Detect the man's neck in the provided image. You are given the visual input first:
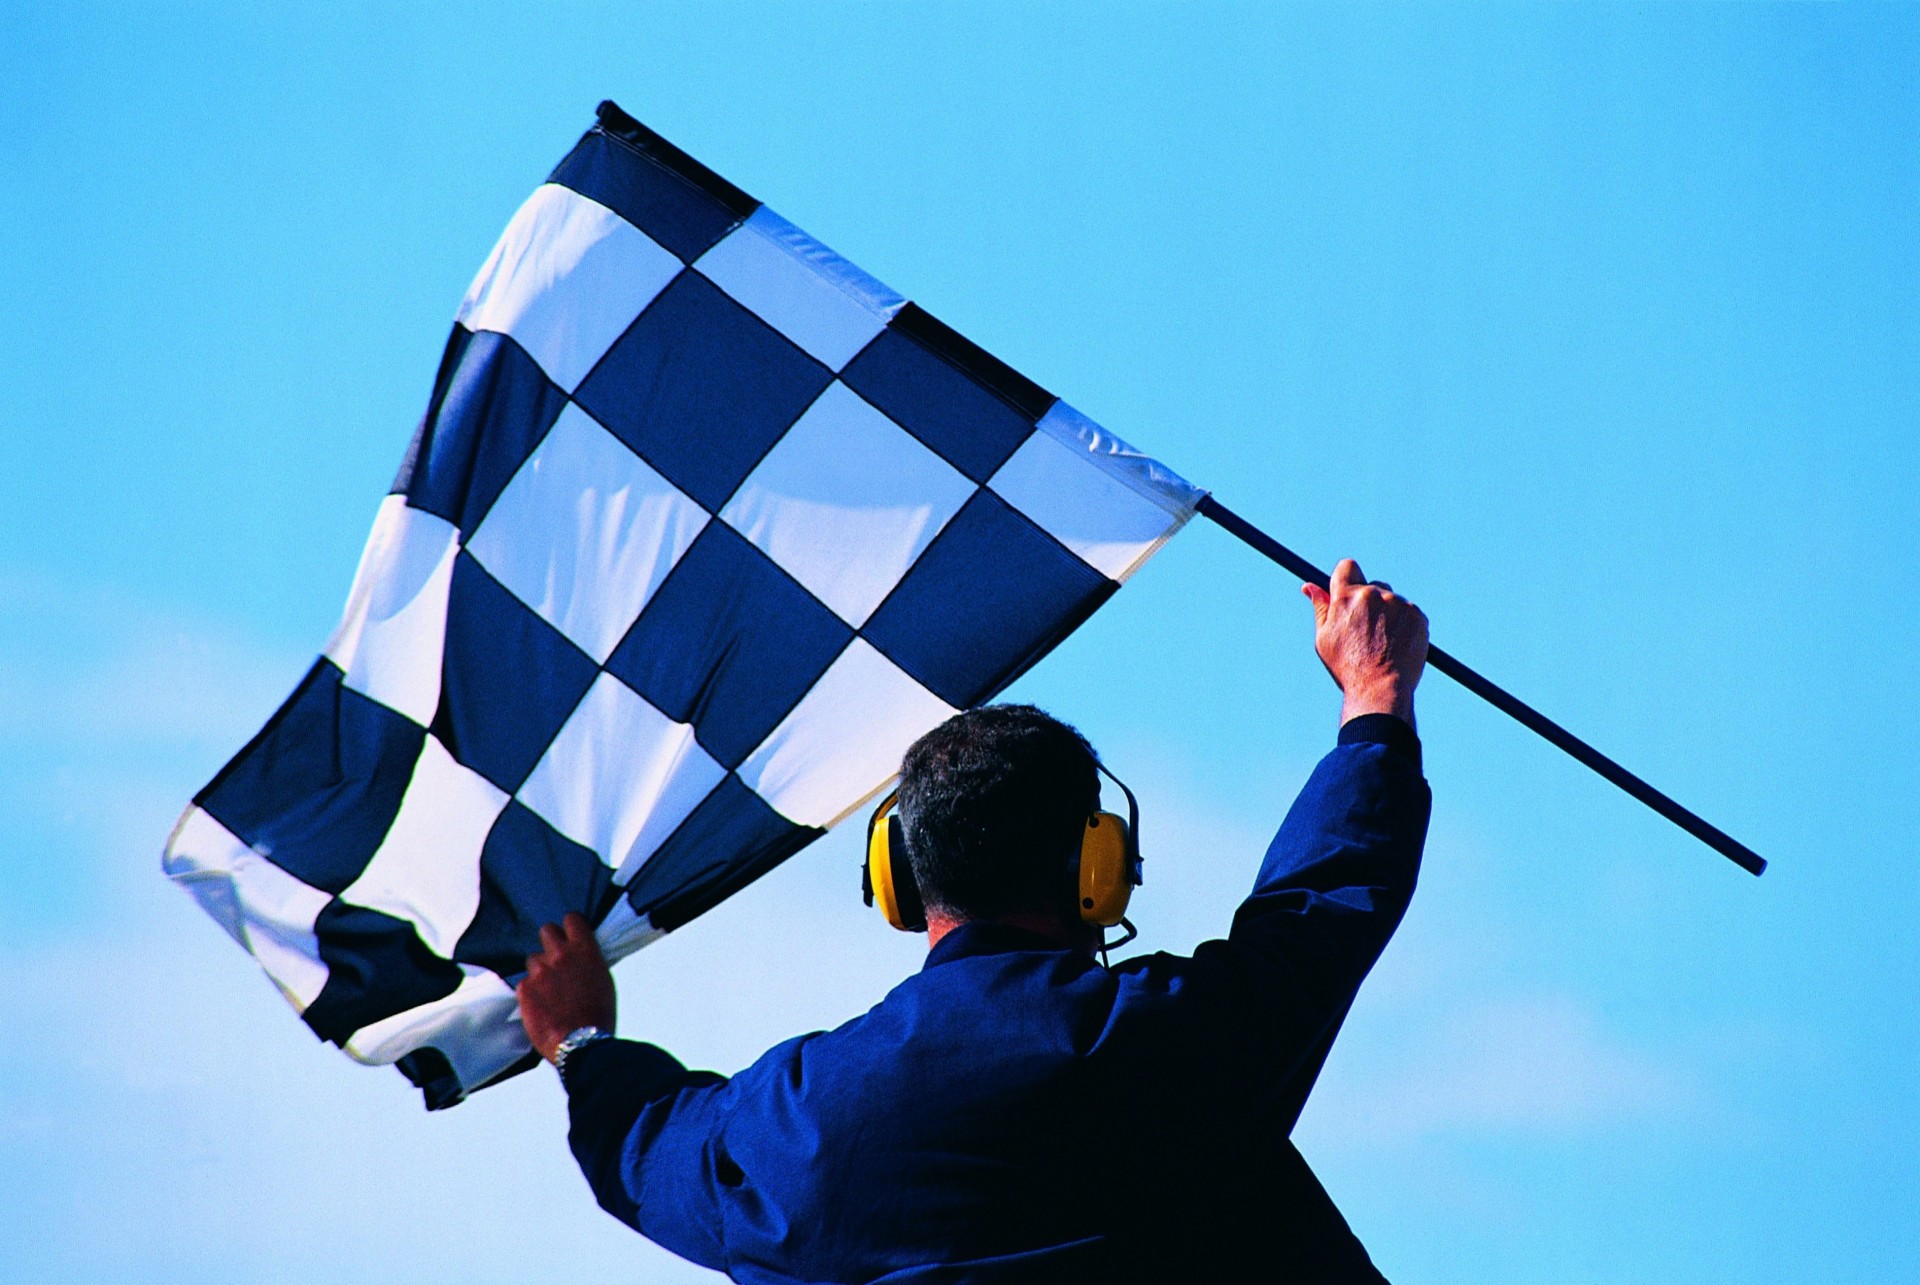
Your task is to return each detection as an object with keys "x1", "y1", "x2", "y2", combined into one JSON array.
[{"x1": 926, "y1": 908, "x2": 1093, "y2": 954}]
